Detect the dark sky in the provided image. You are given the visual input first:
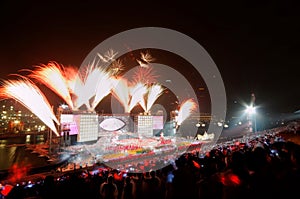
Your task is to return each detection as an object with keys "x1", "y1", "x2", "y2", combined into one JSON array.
[{"x1": 0, "y1": 1, "x2": 299, "y2": 117}]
